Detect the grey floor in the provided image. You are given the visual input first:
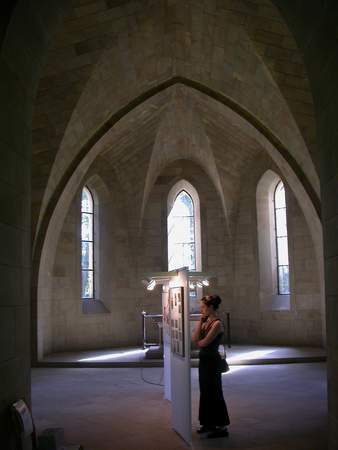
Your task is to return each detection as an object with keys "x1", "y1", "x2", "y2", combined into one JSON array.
[
  {"x1": 32, "y1": 362, "x2": 327, "y2": 450},
  {"x1": 42, "y1": 345, "x2": 326, "y2": 366}
]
